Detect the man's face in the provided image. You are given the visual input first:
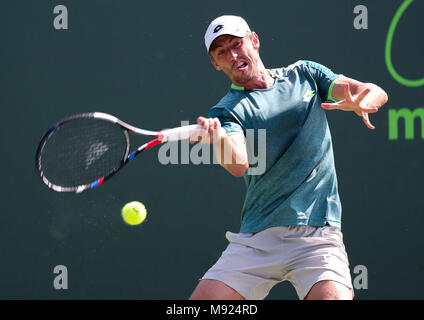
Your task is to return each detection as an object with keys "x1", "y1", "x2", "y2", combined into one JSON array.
[{"x1": 209, "y1": 33, "x2": 260, "y2": 86}]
